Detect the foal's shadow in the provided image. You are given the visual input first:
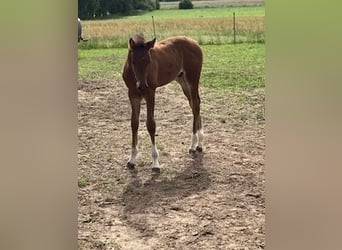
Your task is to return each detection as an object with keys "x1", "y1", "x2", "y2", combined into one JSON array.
[{"x1": 122, "y1": 153, "x2": 210, "y2": 214}]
